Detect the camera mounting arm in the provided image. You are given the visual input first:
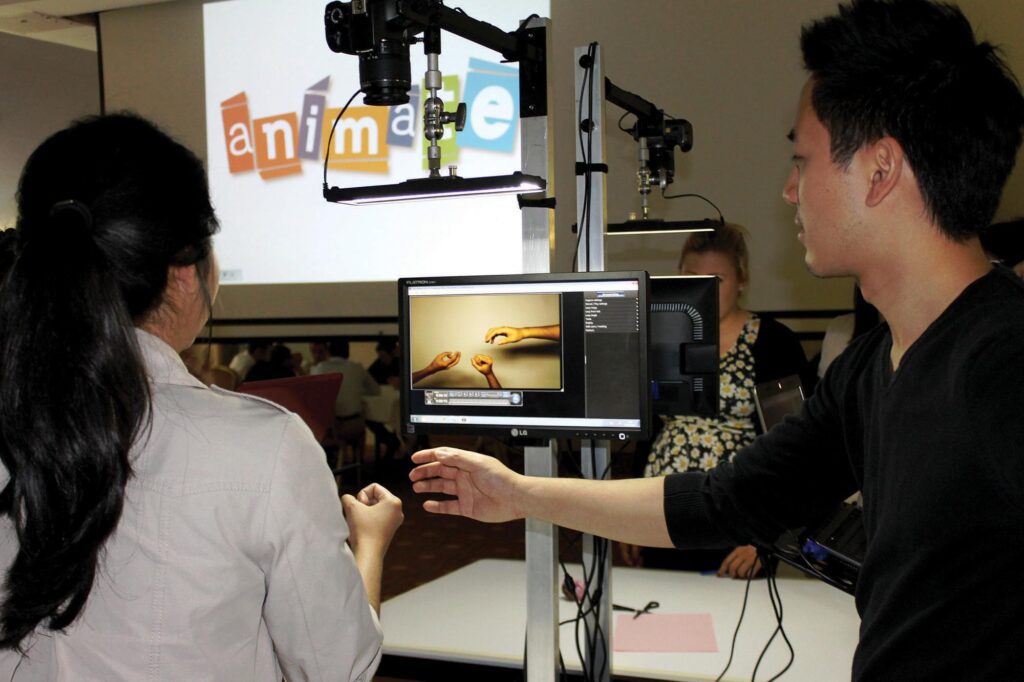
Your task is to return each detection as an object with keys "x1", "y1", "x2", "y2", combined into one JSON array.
[
  {"x1": 326, "y1": 0, "x2": 547, "y2": 178},
  {"x1": 605, "y1": 78, "x2": 692, "y2": 219}
]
